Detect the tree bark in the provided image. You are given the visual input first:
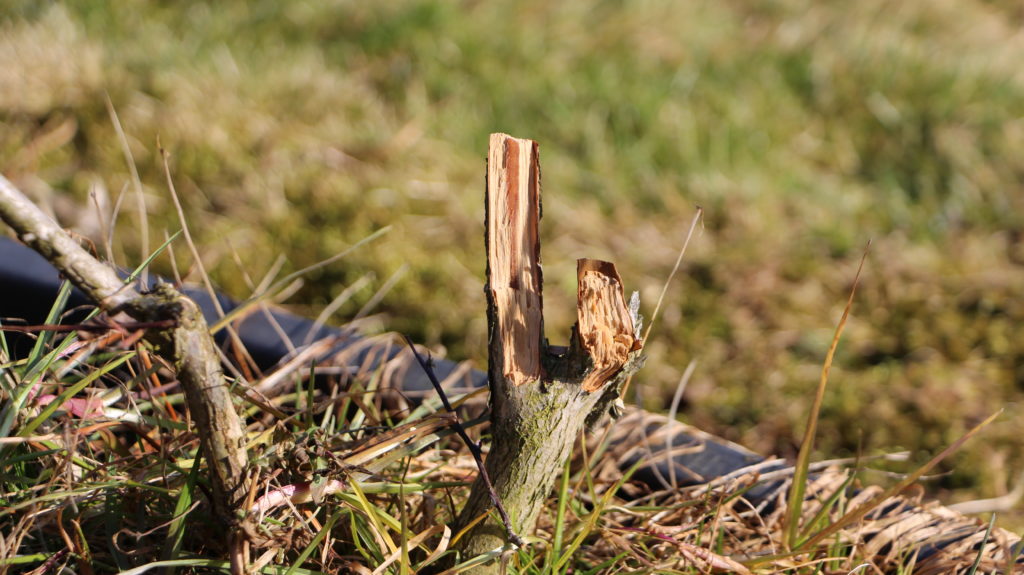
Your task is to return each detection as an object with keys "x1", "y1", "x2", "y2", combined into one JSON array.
[{"x1": 454, "y1": 134, "x2": 644, "y2": 568}]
